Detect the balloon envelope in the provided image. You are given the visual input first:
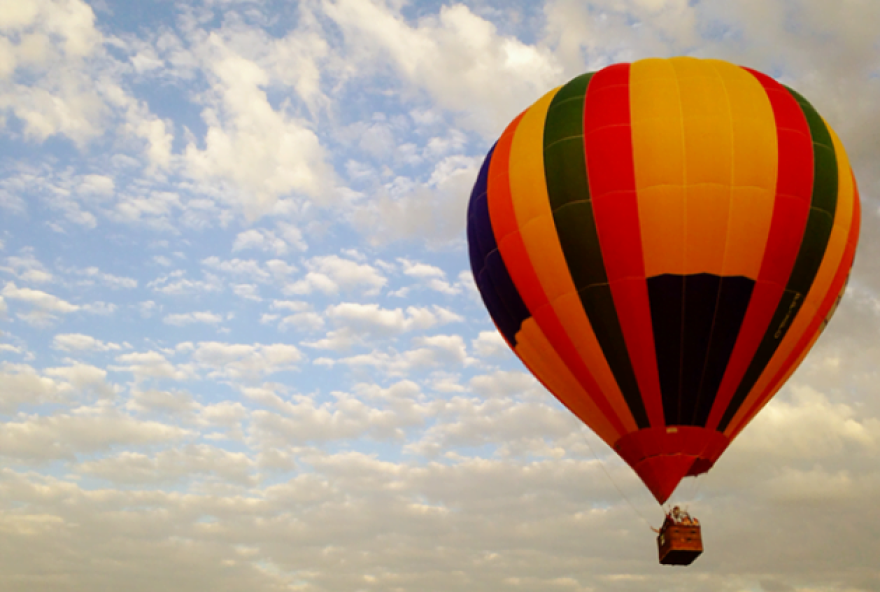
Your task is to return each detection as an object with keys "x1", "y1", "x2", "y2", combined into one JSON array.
[{"x1": 466, "y1": 57, "x2": 860, "y2": 504}]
